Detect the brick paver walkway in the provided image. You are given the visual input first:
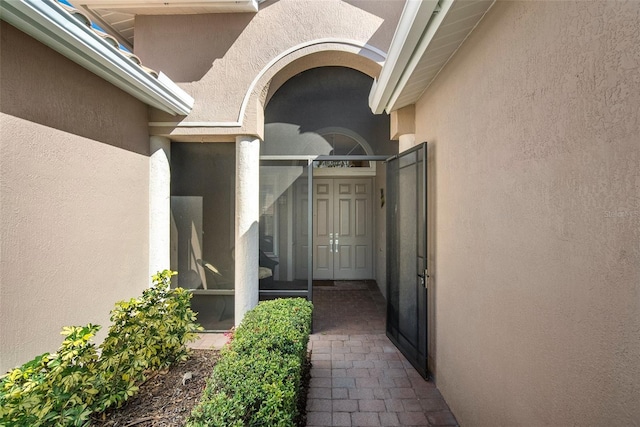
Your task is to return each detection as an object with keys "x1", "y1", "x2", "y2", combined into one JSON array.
[{"x1": 307, "y1": 281, "x2": 458, "y2": 427}]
